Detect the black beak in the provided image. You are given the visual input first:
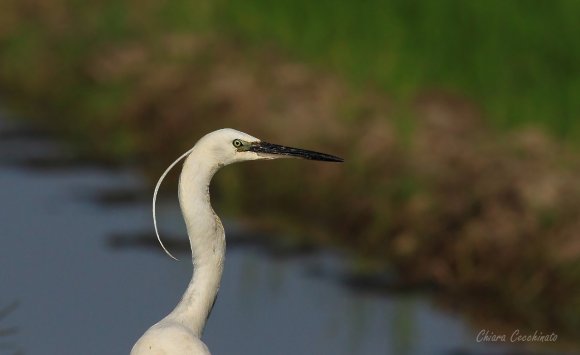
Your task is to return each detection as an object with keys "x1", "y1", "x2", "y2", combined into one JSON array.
[{"x1": 249, "y1": 141, "x2": 343, "y2": 162}]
